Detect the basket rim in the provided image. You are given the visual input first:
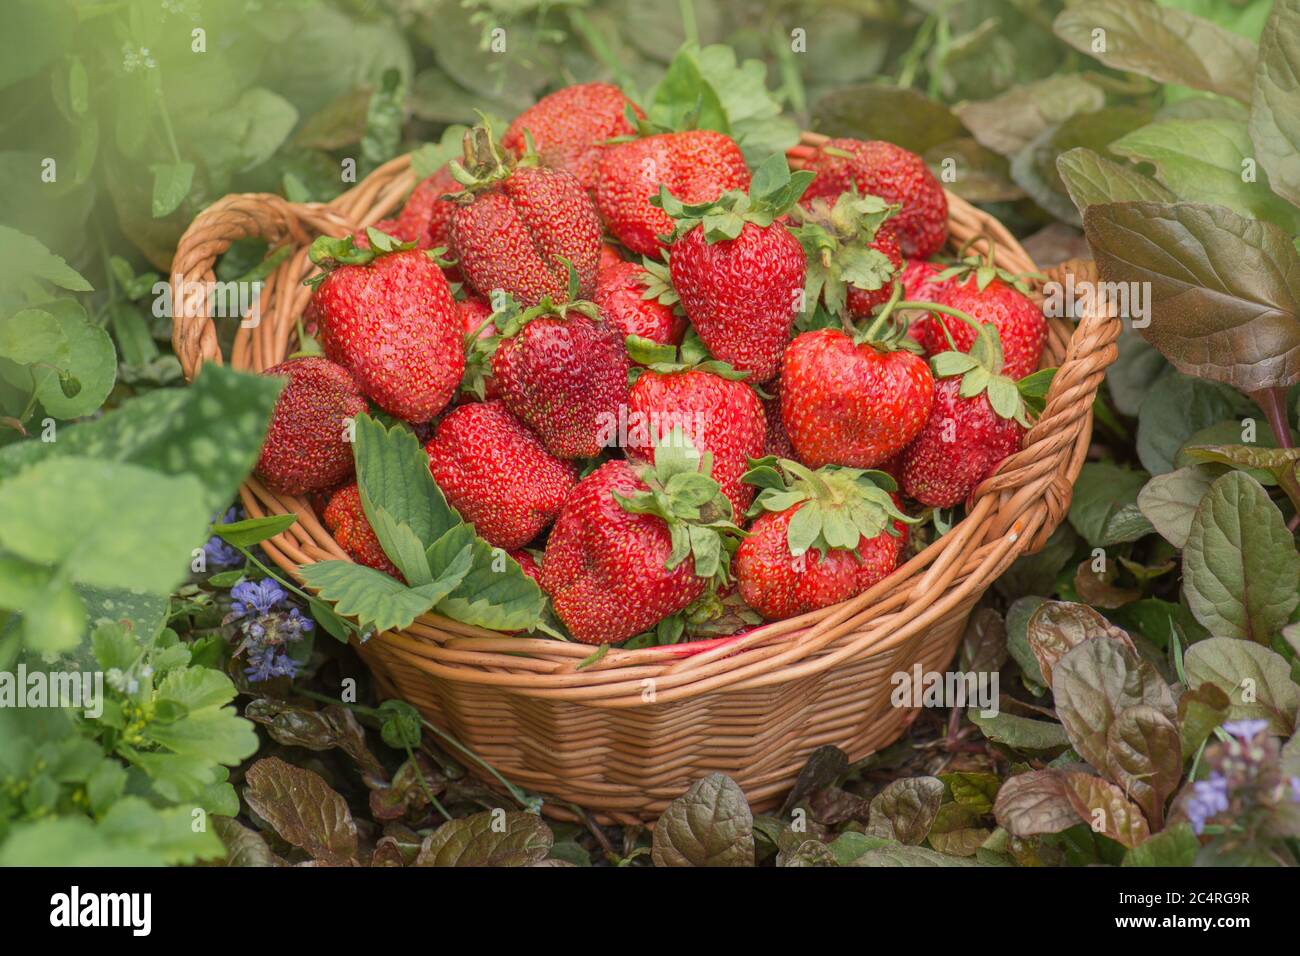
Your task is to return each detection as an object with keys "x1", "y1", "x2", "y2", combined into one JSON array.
[{"x1": 169, "y1": 131, "x2": 1120, "y2": 704}]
